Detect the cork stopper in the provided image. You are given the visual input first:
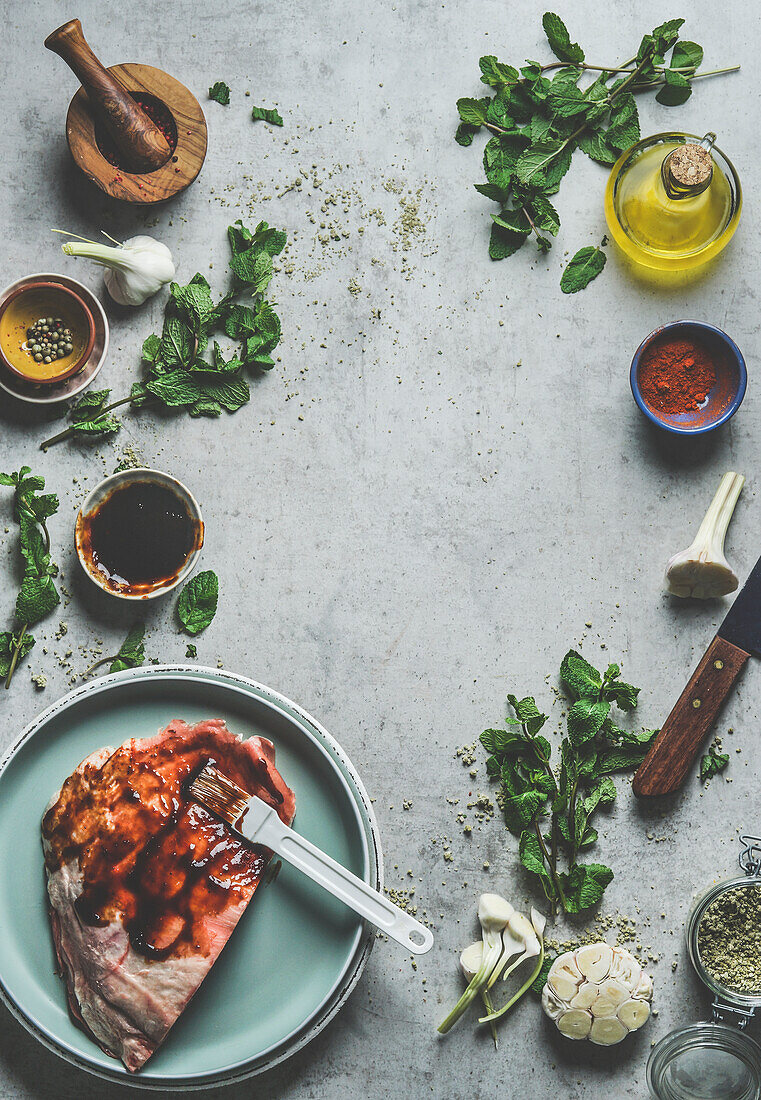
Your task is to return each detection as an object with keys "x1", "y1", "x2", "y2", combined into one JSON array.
[{"x1": 662, "y1": 140, "x2": 714, "y2": 198}]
